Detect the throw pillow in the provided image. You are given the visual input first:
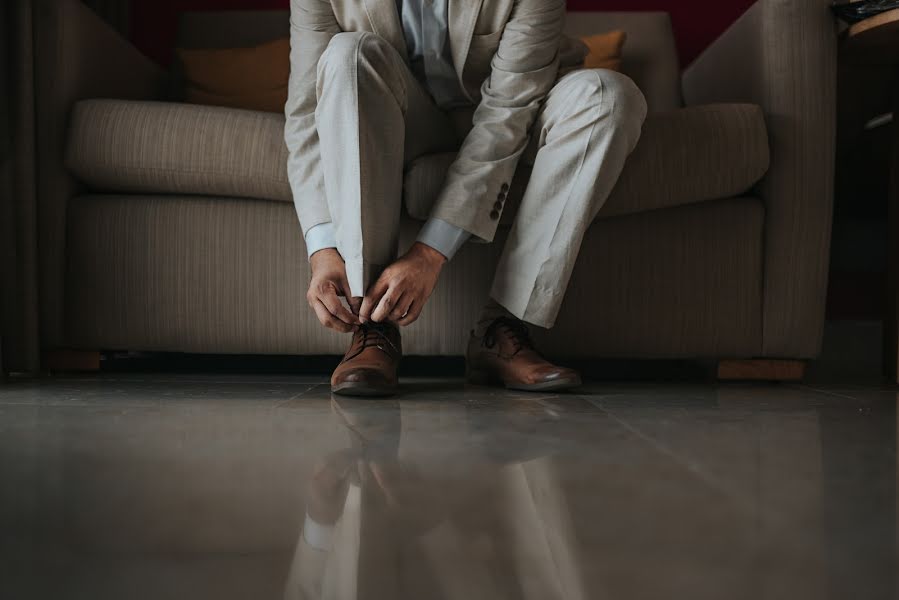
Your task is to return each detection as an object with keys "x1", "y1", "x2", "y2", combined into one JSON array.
[
  {"x1": 580, "y1": 30, "x2": 627, "y2": 72},
  {"x1": 176, "y1": 37, "x2": 290, "y2": 114}
]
